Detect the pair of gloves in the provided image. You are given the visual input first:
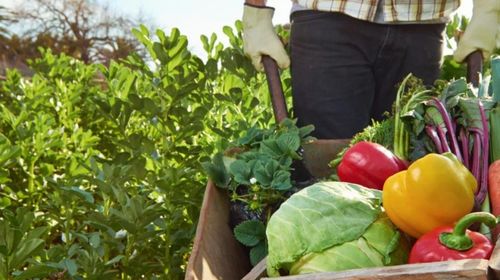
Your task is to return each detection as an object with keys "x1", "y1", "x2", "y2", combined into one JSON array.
[{"x1": 243, "y1": 1, "x2": 499, "y2": 71}]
